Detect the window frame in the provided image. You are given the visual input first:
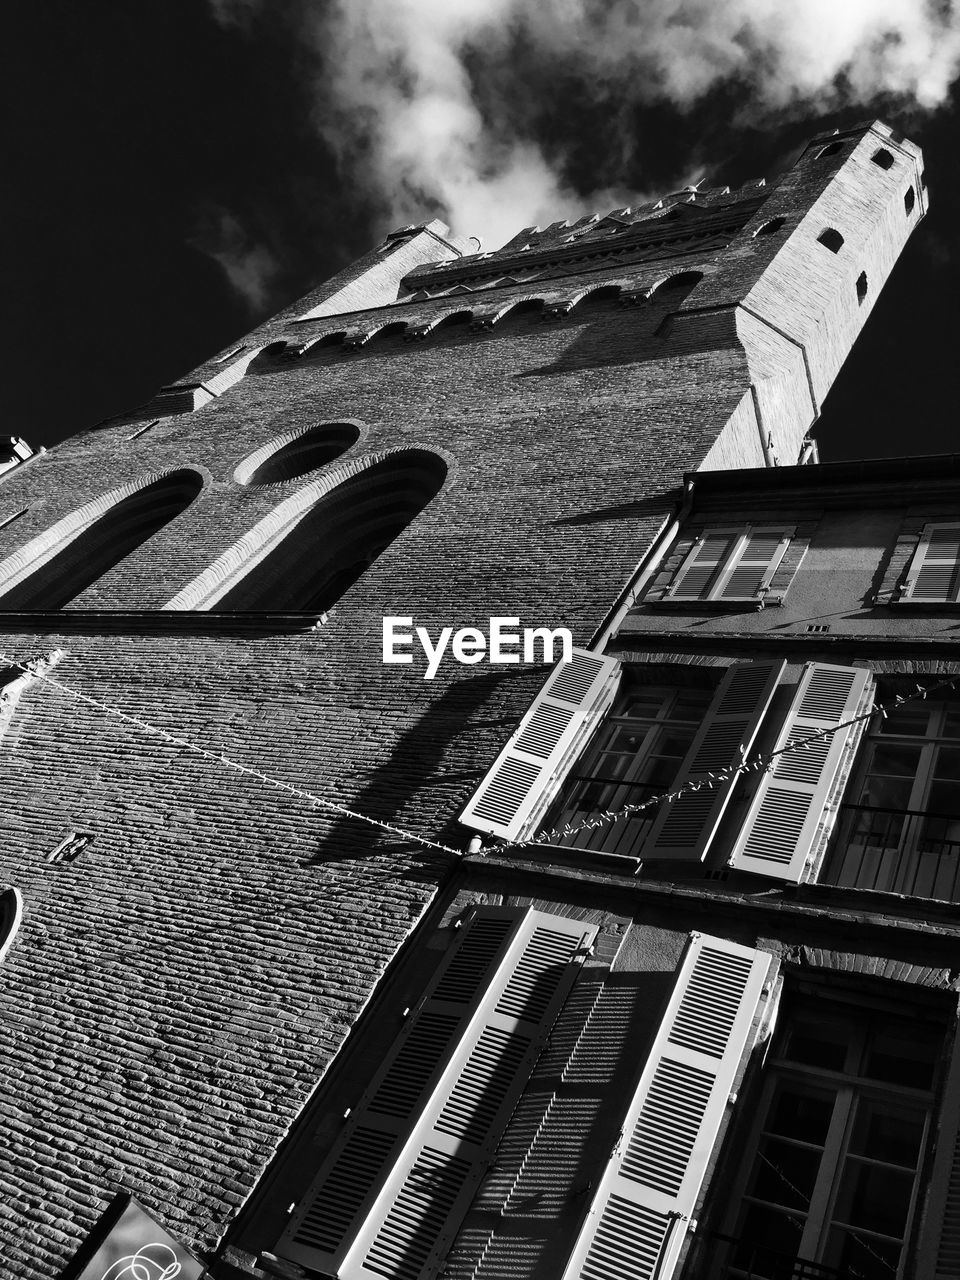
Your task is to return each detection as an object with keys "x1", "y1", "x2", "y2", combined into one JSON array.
[
  {"x1": 665, "y1": 525, "x2": 795, "y2": 605},
  {"x1": 823, "y1": 688, "x2": 960, "y2": 901},
  {"x1": 714, "y1": 990, "x2": 940, "y2": 1280},
  {"x1": 545, "y1": 682, "x2": 716, "y2": 858}
]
